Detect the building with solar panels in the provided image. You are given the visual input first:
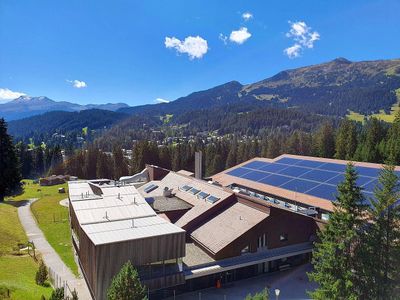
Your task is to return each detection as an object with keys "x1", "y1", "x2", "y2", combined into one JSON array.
[
  {"x1": 212, "y1": 154, "x2": 400, "y2": 221},
  {"x1": 69, "y1": 154, "x2": 398, "y2": 299}
]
